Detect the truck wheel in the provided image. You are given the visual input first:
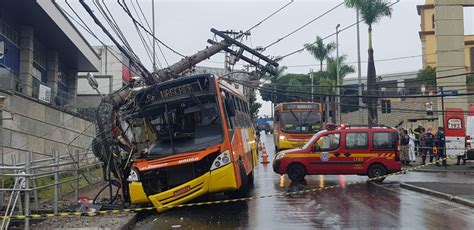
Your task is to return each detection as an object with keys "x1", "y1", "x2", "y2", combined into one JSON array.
[
  {"x1": 287, "y1": 164, "x2": 306, "y2": 182},
  {"x1": 368, "y1": 164, "x2": 387, "y2": 182}
]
